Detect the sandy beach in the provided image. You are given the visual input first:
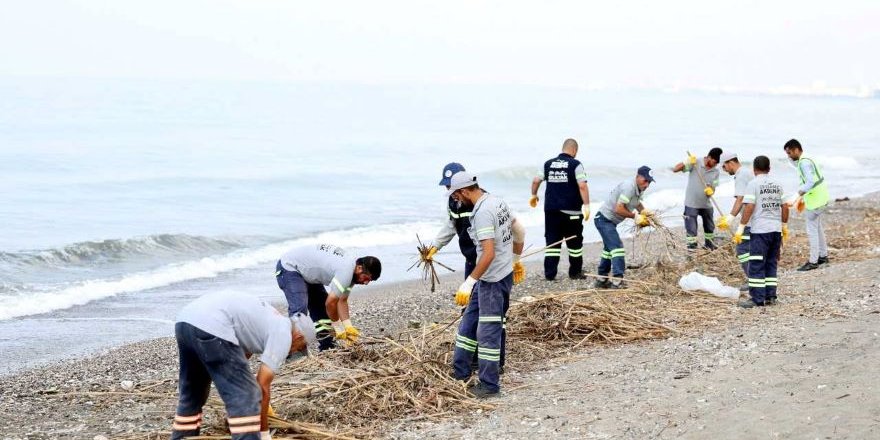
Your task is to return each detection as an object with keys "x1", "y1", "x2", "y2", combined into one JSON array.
[{"x1": 2, "y1": 193, "x2": 878, "y2": 439}]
